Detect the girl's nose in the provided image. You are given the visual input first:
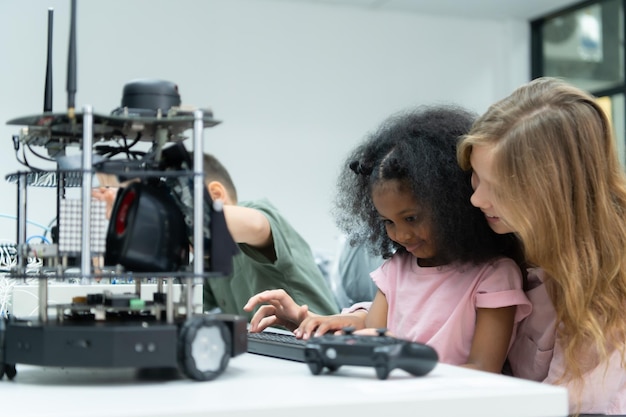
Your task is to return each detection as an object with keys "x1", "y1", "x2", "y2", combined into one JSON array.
[
  {"x1": 469, "y1": 190, "x2": 481, "y2": 208},
  {"x1": 396, "y1": 225, "x2": 414, "y2": 242},
  {"x1": 470, "y1": 186, "x2": 487, "y2": 209}
]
